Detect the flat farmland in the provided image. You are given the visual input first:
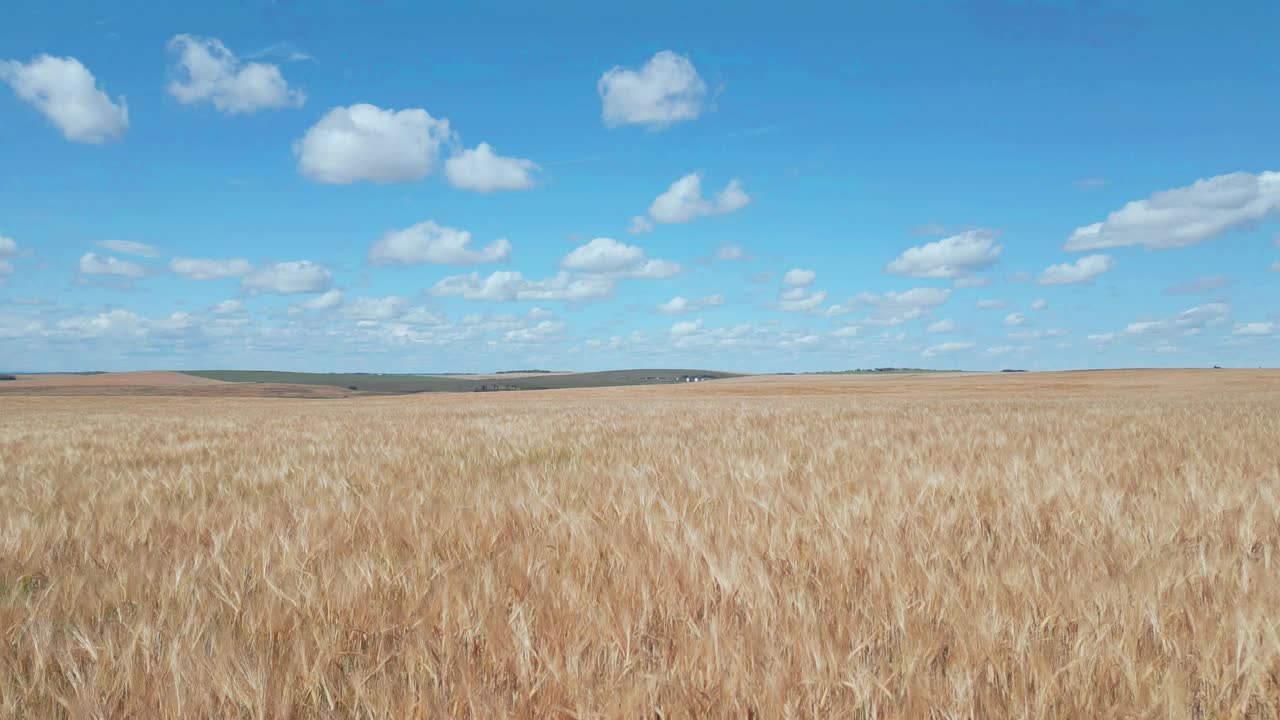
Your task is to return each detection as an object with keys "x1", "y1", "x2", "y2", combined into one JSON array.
[{"x1": 3, "y1": 370, "x2": 1280, "y2": 717}]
